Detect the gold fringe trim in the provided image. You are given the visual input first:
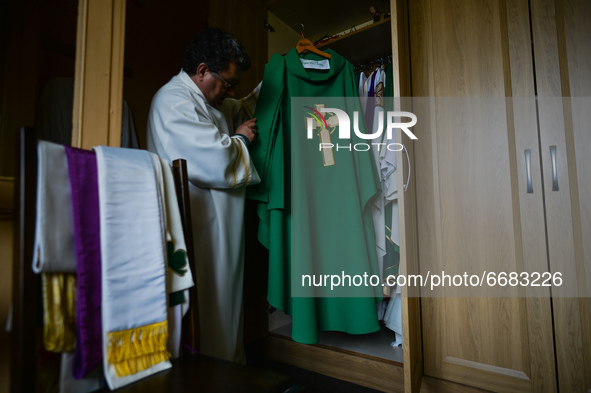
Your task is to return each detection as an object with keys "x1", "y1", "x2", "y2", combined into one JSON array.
[
  {"x1": 42, "y1": 273, "x2": 77, "y2": 352},
  {"x1": 111, "y1": 350, "x2": 170, "y2": 378},
  {"x1": 107, "y1": 320, "x2": 170, "y2": 378}
]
